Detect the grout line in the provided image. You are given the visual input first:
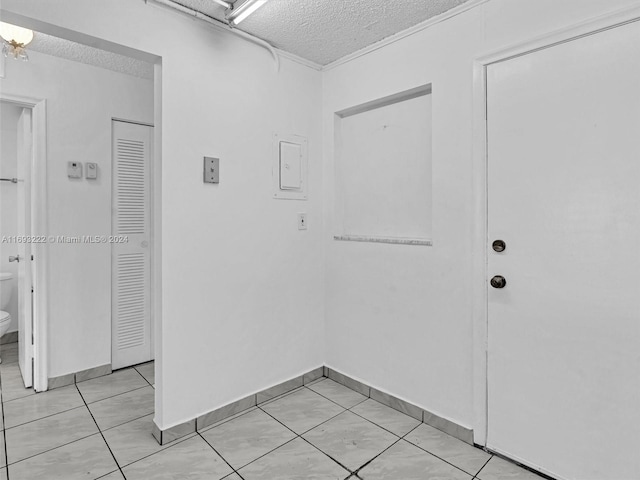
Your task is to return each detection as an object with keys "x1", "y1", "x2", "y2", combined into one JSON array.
[
  {"x1": 3, "y1": 431, "x2": 100, "y2": 468},
  {"x1": 75, "y1": 384, "x2": 127, "y2": 479},
  {"x1": 298, "y1": 435, "x2": 353, "y2": 474},
  {"x1": 197, "y1": 407, "x2": 259, "y2": 434},
  {"x1": 257, "y1": 405, "x2": 351, "y2": 474},
  {"x1": 218, "y1": 434, "x2": 299, "y2": 473},
  {"x1": 351, "y1": 436, "x2": 403, "y2": 476},
  {"x1": 93, "y1": 469, "x2": 122, "y2": 479},
  {"x1": 260, "y1": 402, "x2": 346, "y2": 438},
  {"x1": 3, "y1": 404, "x2": 87, "y2": 431},
  {"x1": 100, "y1": 412, "x2": 157, "y2": 434},
  {"x1": 306, "y1": 384, "x2": 416, "y2": 440},
  {"x1": 255, "y1": 385, "x2": 305, "y2": 408},
  {"x1": 401, "y1": 422, "x2": 423, "y2": 439},
  {"x1": 197, "y1": 430, "x2": 251, "y2": 479},
  {"x1": 316, "y1": 374, "x2": 490, "y2": 477},
  {"x1": 304, "y1": 382, "x2": 368, "y2": 412},
  {"x1": 0, "y1": 391, "x2": 33, "y2": 405},
  {"x1": 131, "y1": 364, "x2": 154, "y2": 388},
  {"x1": 111, "y1": 431, "x2": 197, "y2": 470},
  {"x1": 473, "y1": 454, "x2": 494, "y2": 479},
  {"x1": 1, "y1": 369, "x2": 10, "y2": 479},
  {"x1": 403, "y1": 434, "x2": 489, "y2": 477},
  {"x1": 83, "y1": 383, "x2": 153, "y2": 406},
  {"x1": 473, "y1": 455, "x2": 493, "y2": 478}
]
